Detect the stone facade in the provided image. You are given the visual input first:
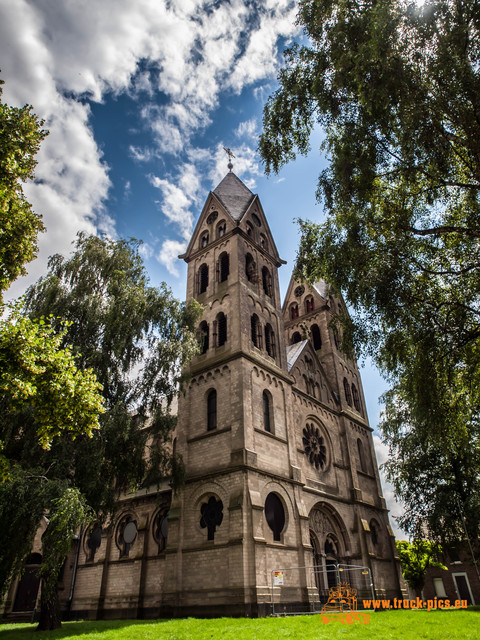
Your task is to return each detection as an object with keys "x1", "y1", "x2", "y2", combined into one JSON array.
[{"x1": 5, "y1": 171, "x2": 405, "y2": 620}]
